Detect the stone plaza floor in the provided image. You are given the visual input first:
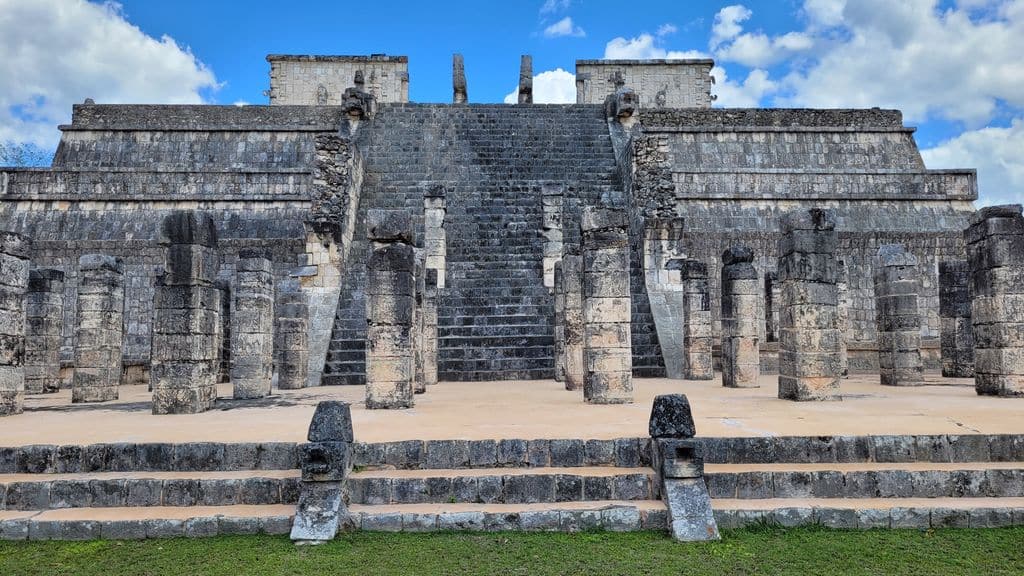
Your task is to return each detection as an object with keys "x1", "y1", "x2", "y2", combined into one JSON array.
[{"x1": 2, "y1": 372, "x2": 1021, "y2": 446}]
